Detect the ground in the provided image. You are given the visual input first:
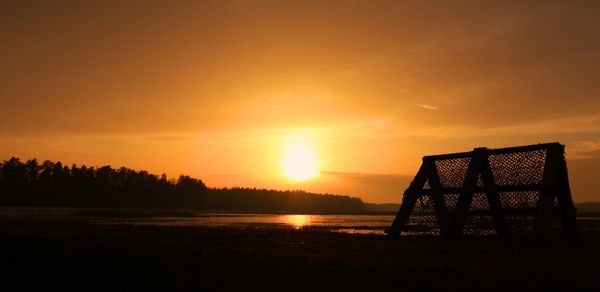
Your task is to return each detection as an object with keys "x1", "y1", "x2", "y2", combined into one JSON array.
[{"x1": 1, "y1": 217, "x2": 599, "y2": 291}]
